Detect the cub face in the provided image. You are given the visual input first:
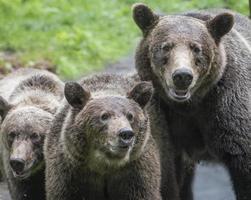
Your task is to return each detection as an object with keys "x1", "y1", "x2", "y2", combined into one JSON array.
[
  {"x1": 63, "y1": 81, "x2": 153, "y2": 172},
  {"x1": 133, "y1": 3, "x2": 234, "y2": 102},
  {"x1": 0, "y1": 99, "x2": 52, "y2": 179}
]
